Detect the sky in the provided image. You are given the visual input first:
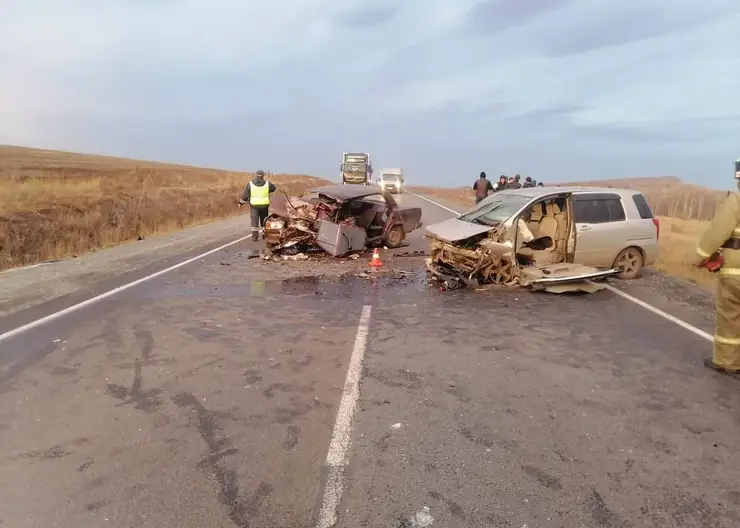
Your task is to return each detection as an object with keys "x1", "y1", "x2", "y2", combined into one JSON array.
[{"x1": 1, "y1": 0, "x2": 739, "y2": 189}]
